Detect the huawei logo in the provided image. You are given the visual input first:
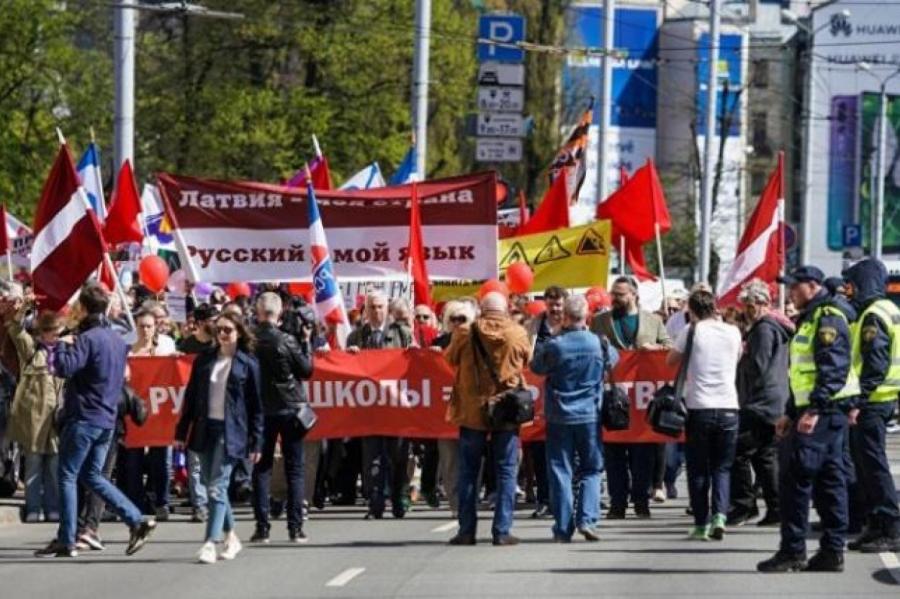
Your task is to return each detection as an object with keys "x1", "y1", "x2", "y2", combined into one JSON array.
[{"x1": 830, "y1": 12, "x2": 852, "y2": 37}]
